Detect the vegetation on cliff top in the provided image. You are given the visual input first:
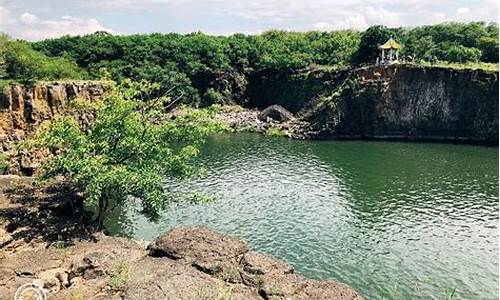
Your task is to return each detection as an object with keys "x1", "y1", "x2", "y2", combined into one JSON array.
[
  {"x1": 0, "y1": 22, "x2": 498, "y2": 105},
  {"x1": 23, "y1": 80, "x2": 222, "y2": 227},
  {"x1": 0, "y1": 34, "x2": 85, "y2": 82}
]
